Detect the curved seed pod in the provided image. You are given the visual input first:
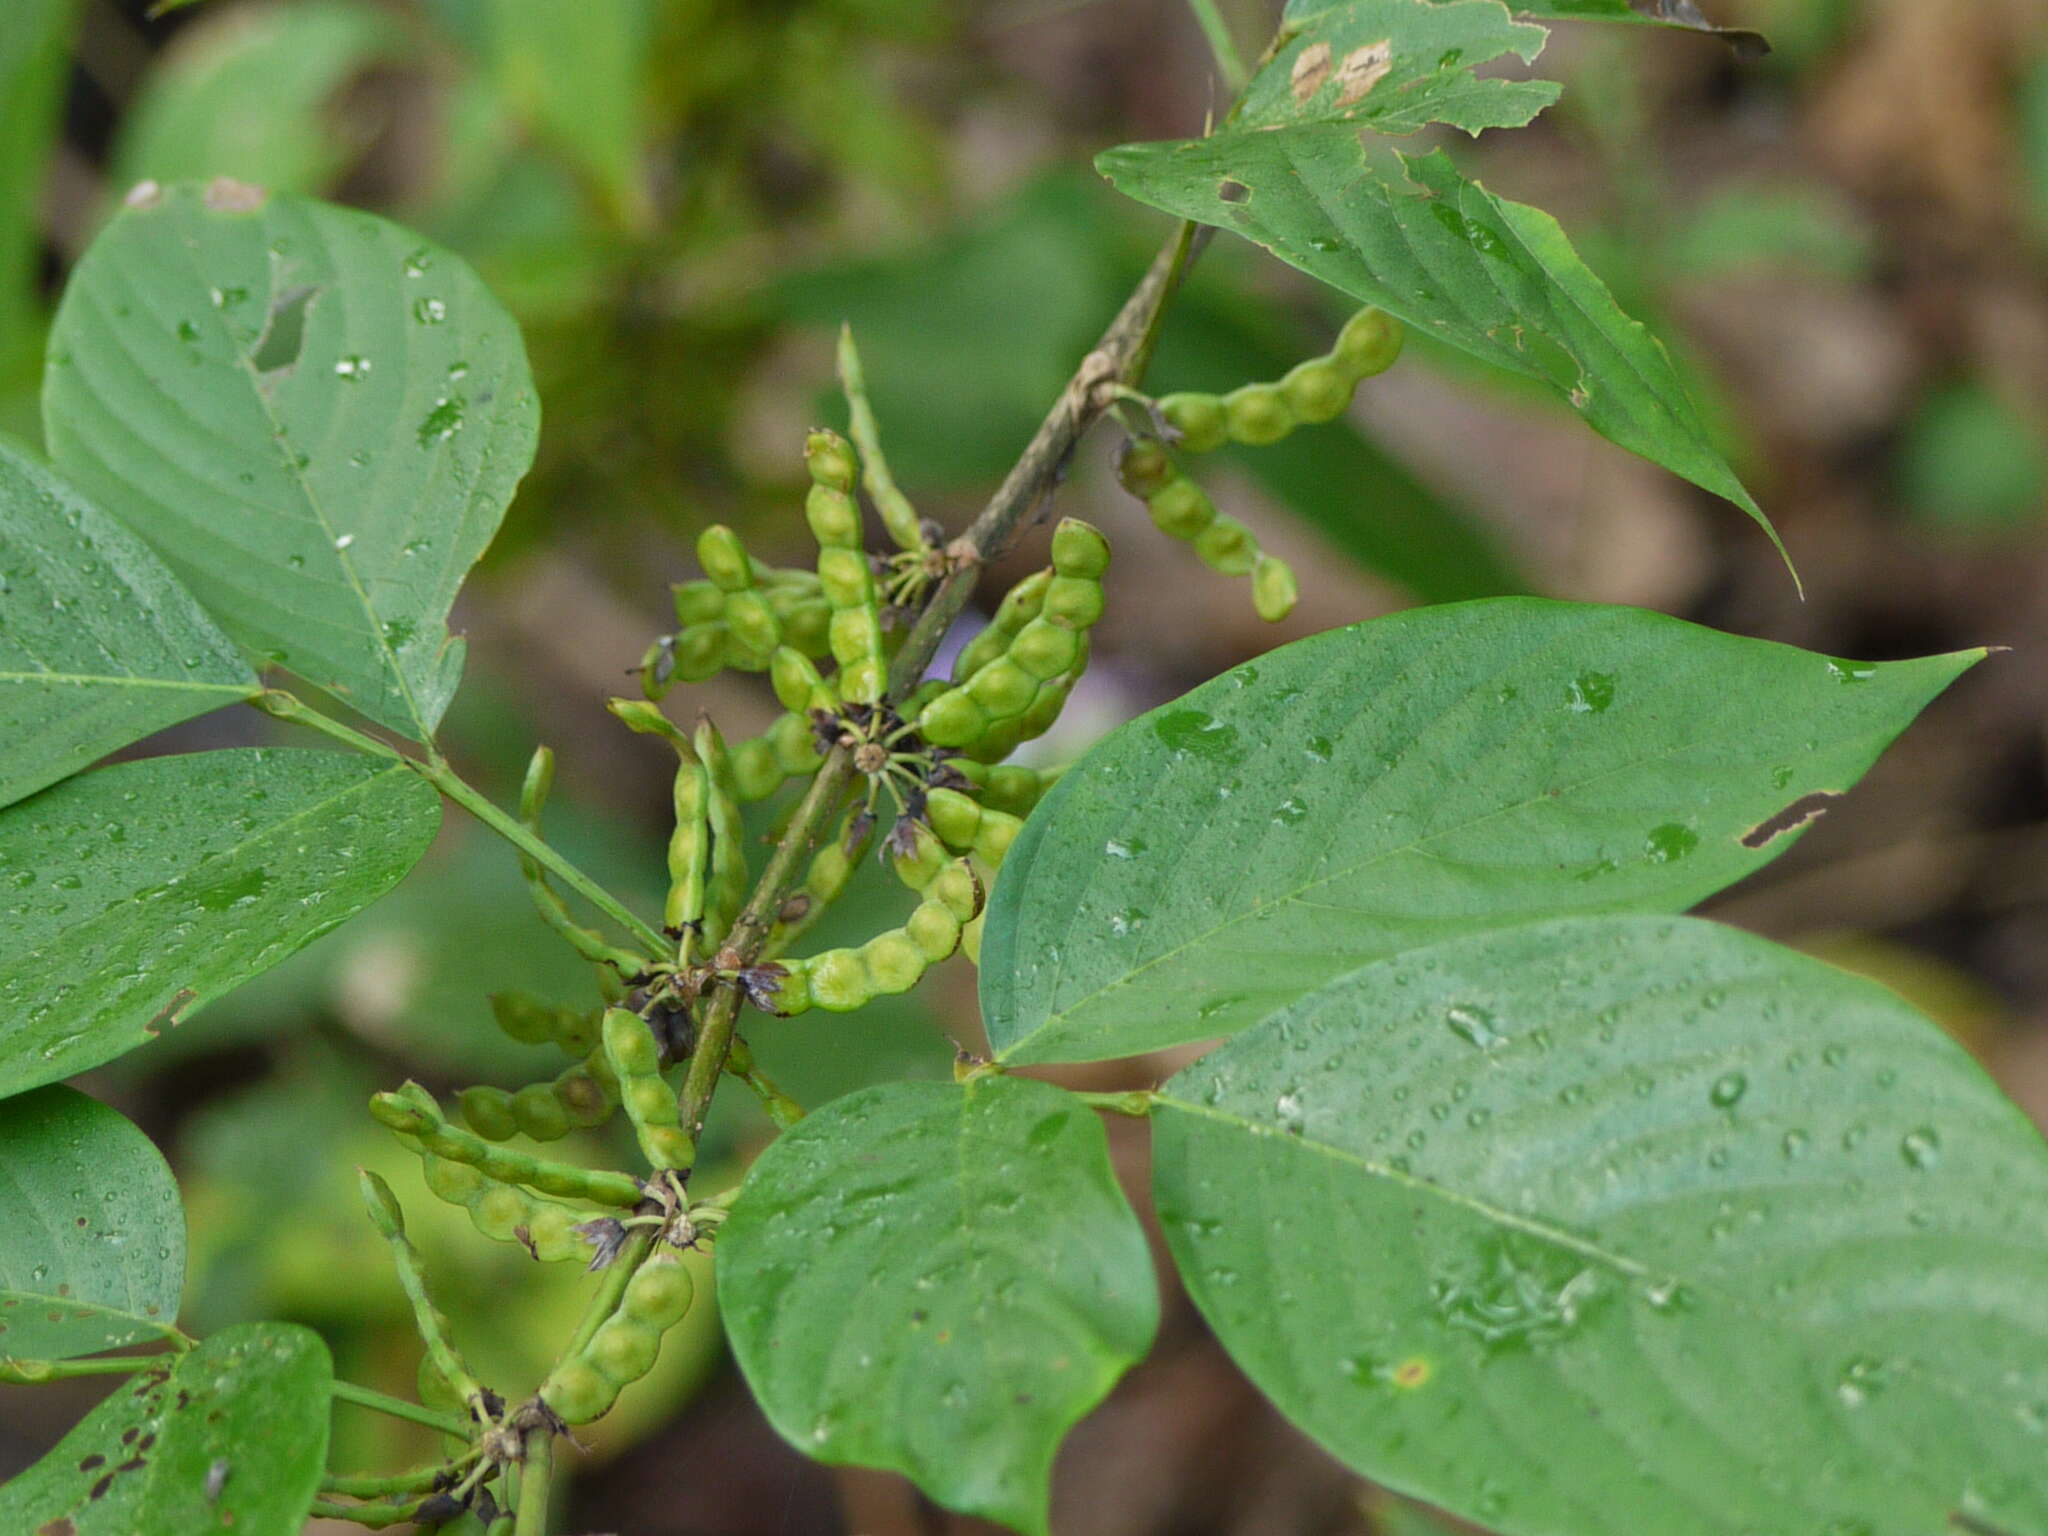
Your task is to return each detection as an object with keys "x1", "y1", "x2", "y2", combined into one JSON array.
[
  {"x1": 837, "y1": 326, "x2": 925, "y2": 554},
  {"x1": 540, "y1": 1252, "x2": 696, "y2": 1425},
  {"x1": 607, "y1": 702, "x2": 712, "y2": 941},
  {"x1": 1332, "y1": 306, "x2": 1404, "y2": 378},
  {"x1": 942, "y1": 759, "x2": 1064, "y2": 820},
  {"x1": 694, "y1": 720, "x2": 751, "y2": 946},
  {"x1": 1222, "y1": 382, "x2": 1293, "y2": 447},
  {"x1": 815, "y1": 545, "x2": 886, "y2": 705},
  {"x1": 413, "y1": 1146, "x2": 596, "y2": 1262},
  {"x1": 489, "y1": 990, "x2": 588, "y2": 1051},
  {"x1": 925, "y1": 787, "x2": 1022, "y2": 869},
  {"x1": 806, "y1": 426, "x2": 859, "y2": 495},
  {"x1": 1146, "y1": 474, "x2": 1217, "y2": 540},
  {"x1": 950, "y1": 568, "x2": 1050, "y2": 682},
  {"x1": 697, "y1": 526, "x2": 784, "y2": 661},
  {"x1": 1159, "y1": 391, "x2": 1228, "y2": 453},
  {"x1": 516, "y1": 749, "x2": 650, "y2": 978},
  {"x1": 457, "y1": 1050, "x2": 621, "y2": 1143},
  {"x1": 1252, "y1": 554, "x2": 1300, "y2": 622},
  {"x1": 887, "y1": 817, "x2": 950, "y2": 895},
  {"x1": 696, "y1": 525, "x2": 753, "y2": 593},
  {"x1": 358, "y1": 1173, "x2": 488, "y2": 1417},
  {"x1": 770, "y1": 648, "x2": 837, "y2": 716},
  {"x1": 1116, "y1": 436, "x2": 1175, "y2": 499},
  {"x1": 602, "y1": 1008, "x2": 692, "y2": 1171},
  {"x1": 370, "y1": 1084, "x2": 643, "y2": 1207},
  {"x1": 766, "y1": 807, "x2": 872, "y2": 958},
  {"x1": 771, "y1": 859, "x2": 983, "y2": 1015},
  {"x1": 921, "y1": 520, "x2": 1105, "y2": 748},
  {"x1": 670, "y1": 622, "x2": 730, "y2": 682}
]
